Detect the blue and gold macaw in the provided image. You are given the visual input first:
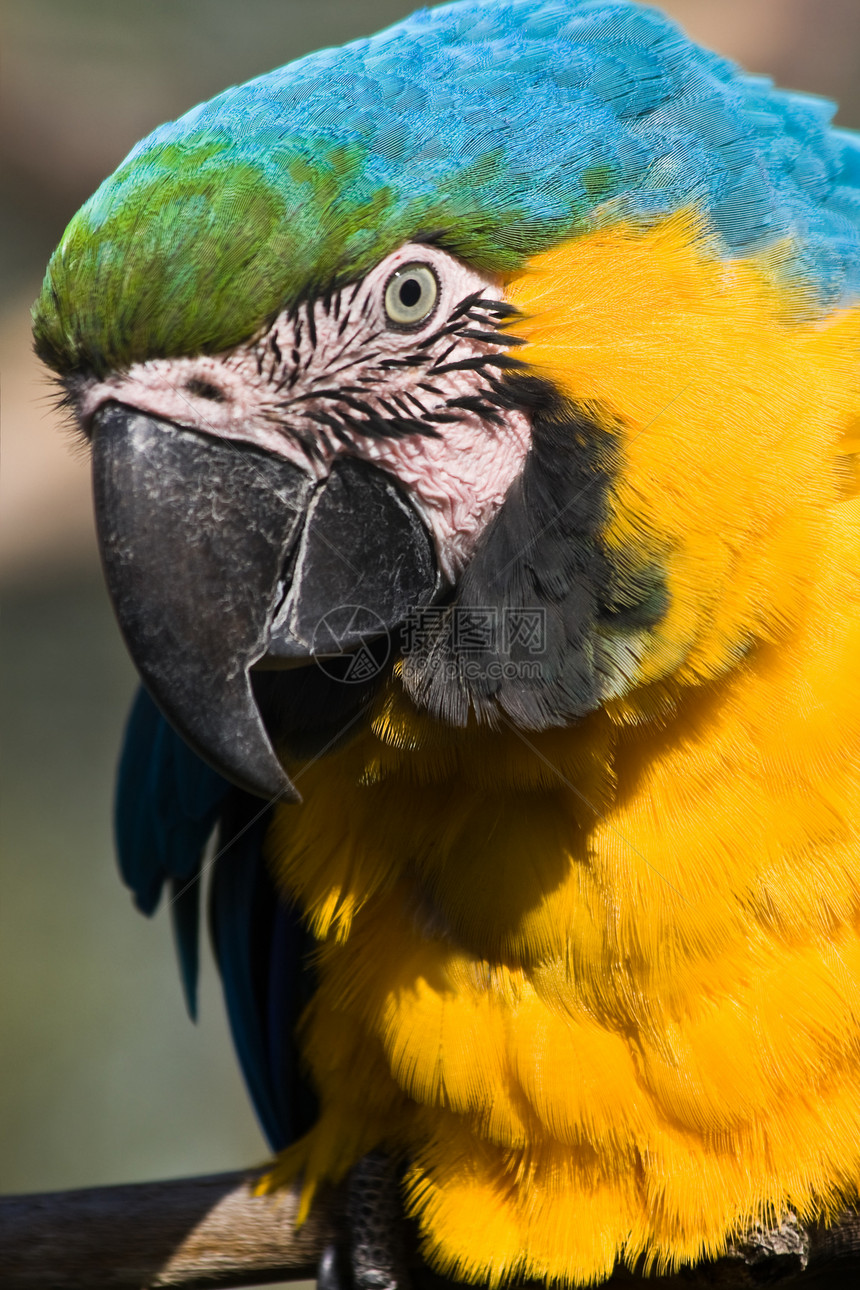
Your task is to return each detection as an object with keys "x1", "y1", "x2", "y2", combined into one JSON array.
[{"x1": 33, "y1": 0, "x2": 860, "y2": 1284}]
